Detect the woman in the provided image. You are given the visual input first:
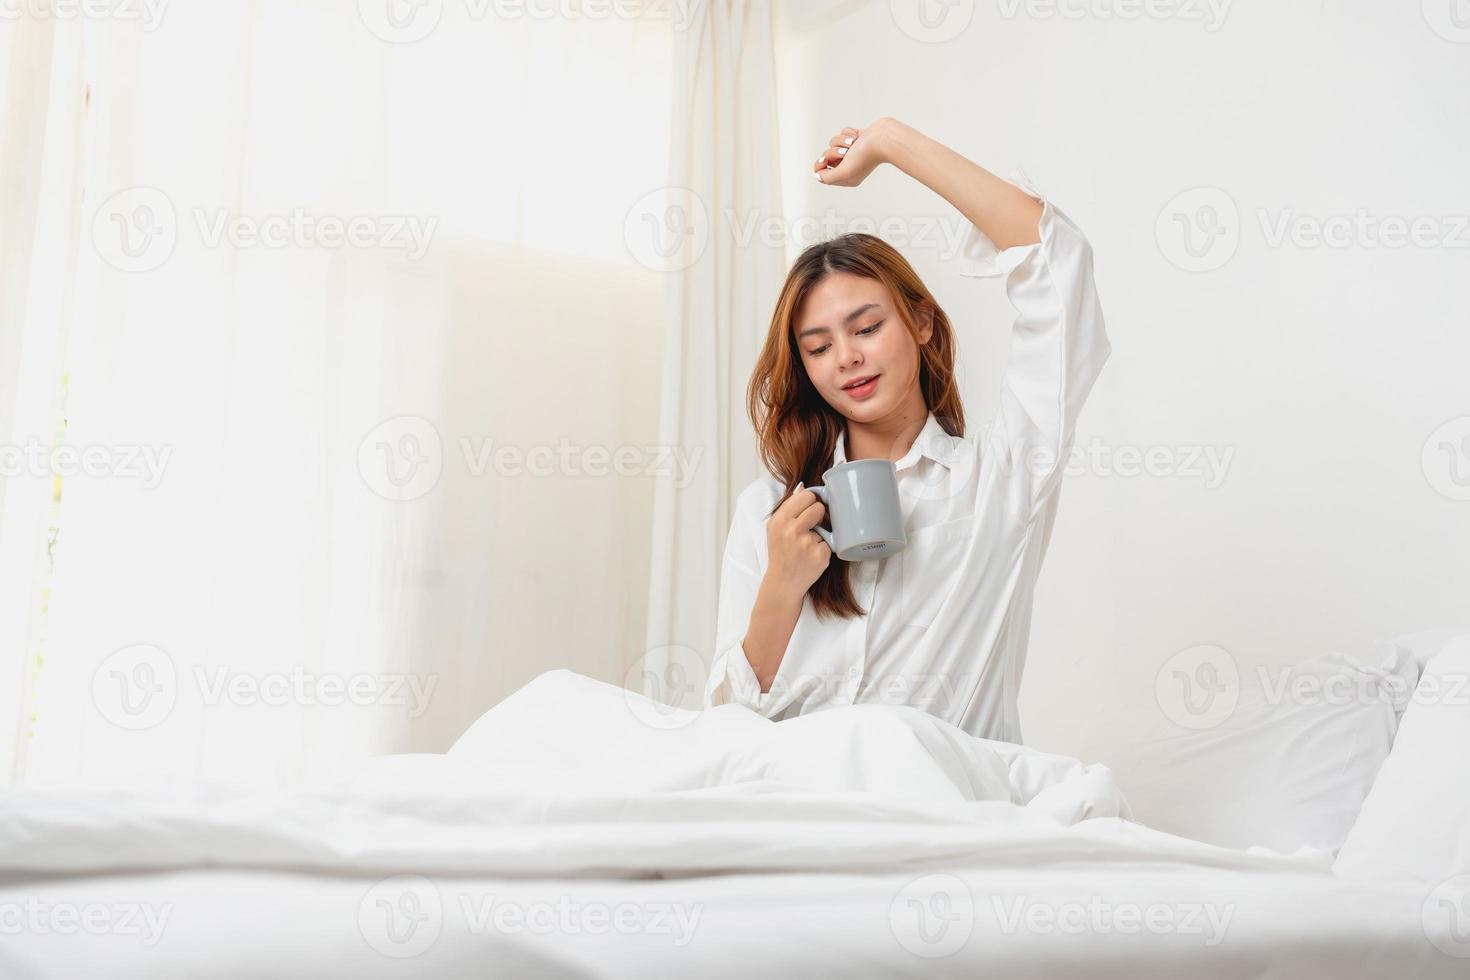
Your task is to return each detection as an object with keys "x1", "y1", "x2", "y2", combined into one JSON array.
[{"x1": 703, "y1": 117, "x2": 1111, "y2": 745}]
